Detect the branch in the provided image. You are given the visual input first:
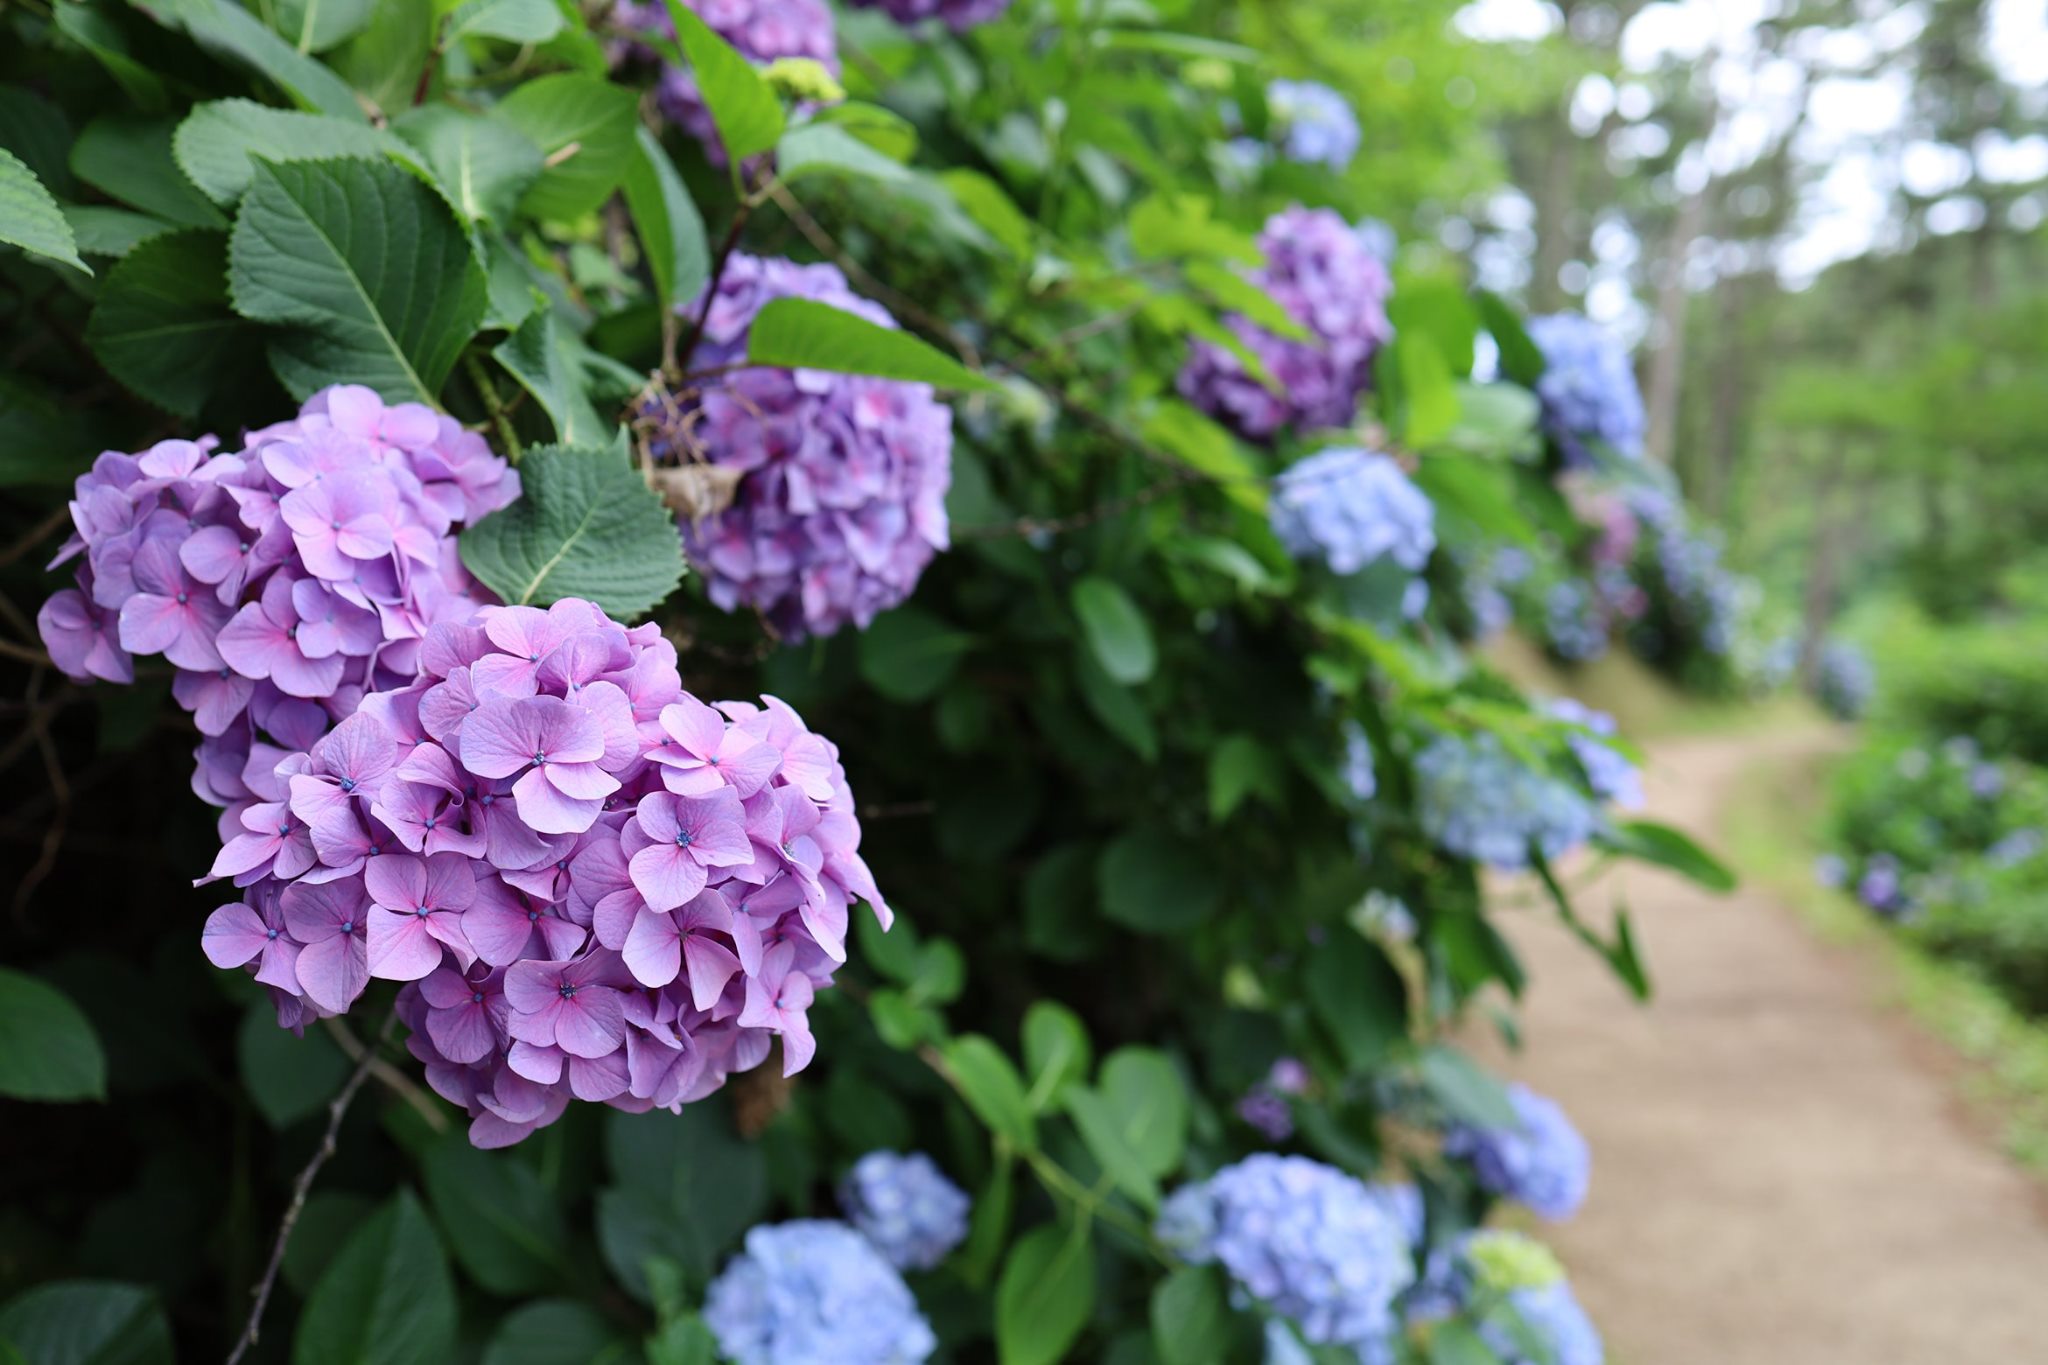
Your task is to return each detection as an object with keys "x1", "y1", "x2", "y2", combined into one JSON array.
[
  {"x1": 225, "y1": 1010, "x2": 400, "y2": 1365},
  {"x1": 319, "y1": 1017, "x2": 450, "y2": 1134}
]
